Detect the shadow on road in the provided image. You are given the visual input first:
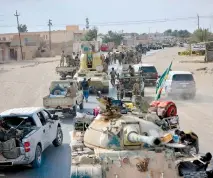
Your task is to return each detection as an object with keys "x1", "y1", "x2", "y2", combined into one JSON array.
[{"x1": 2, "y1": 144, "x2": 71, "y2": 178}]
